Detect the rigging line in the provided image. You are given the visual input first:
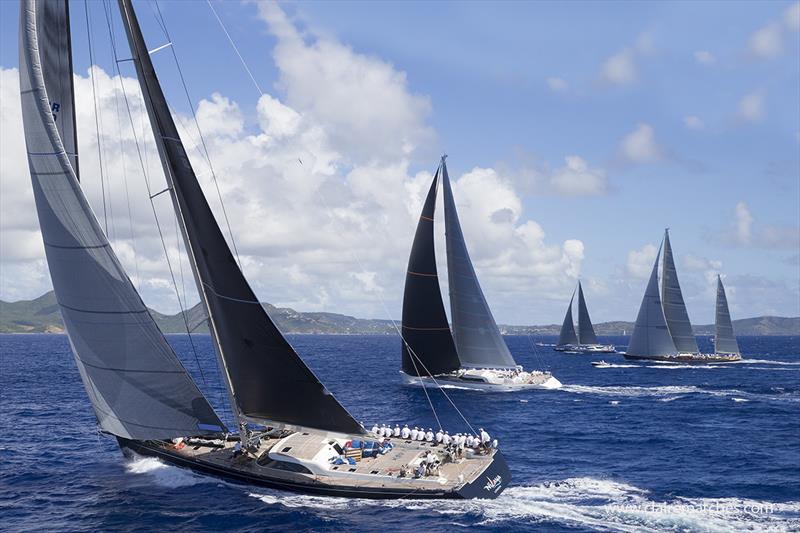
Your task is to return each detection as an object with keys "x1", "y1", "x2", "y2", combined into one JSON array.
[
  {"x1": 103, "y1": 2, "x2": 207, "y2": 386},
  {"x1": 206, "y1": 7, "x2": 478, "y2": 435},
  {"x1": 83, "y1": 0, "x2": 109, "y2": 236},
  {"x1": 102, "y1": 0, "x2": 141, "y2": 290},
  {"x1": 205, "y1": 0, "x2": 264, "y2": 95},
  {"x1": 150, "y1": 0, "x2": 243, "y2": 271}
]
